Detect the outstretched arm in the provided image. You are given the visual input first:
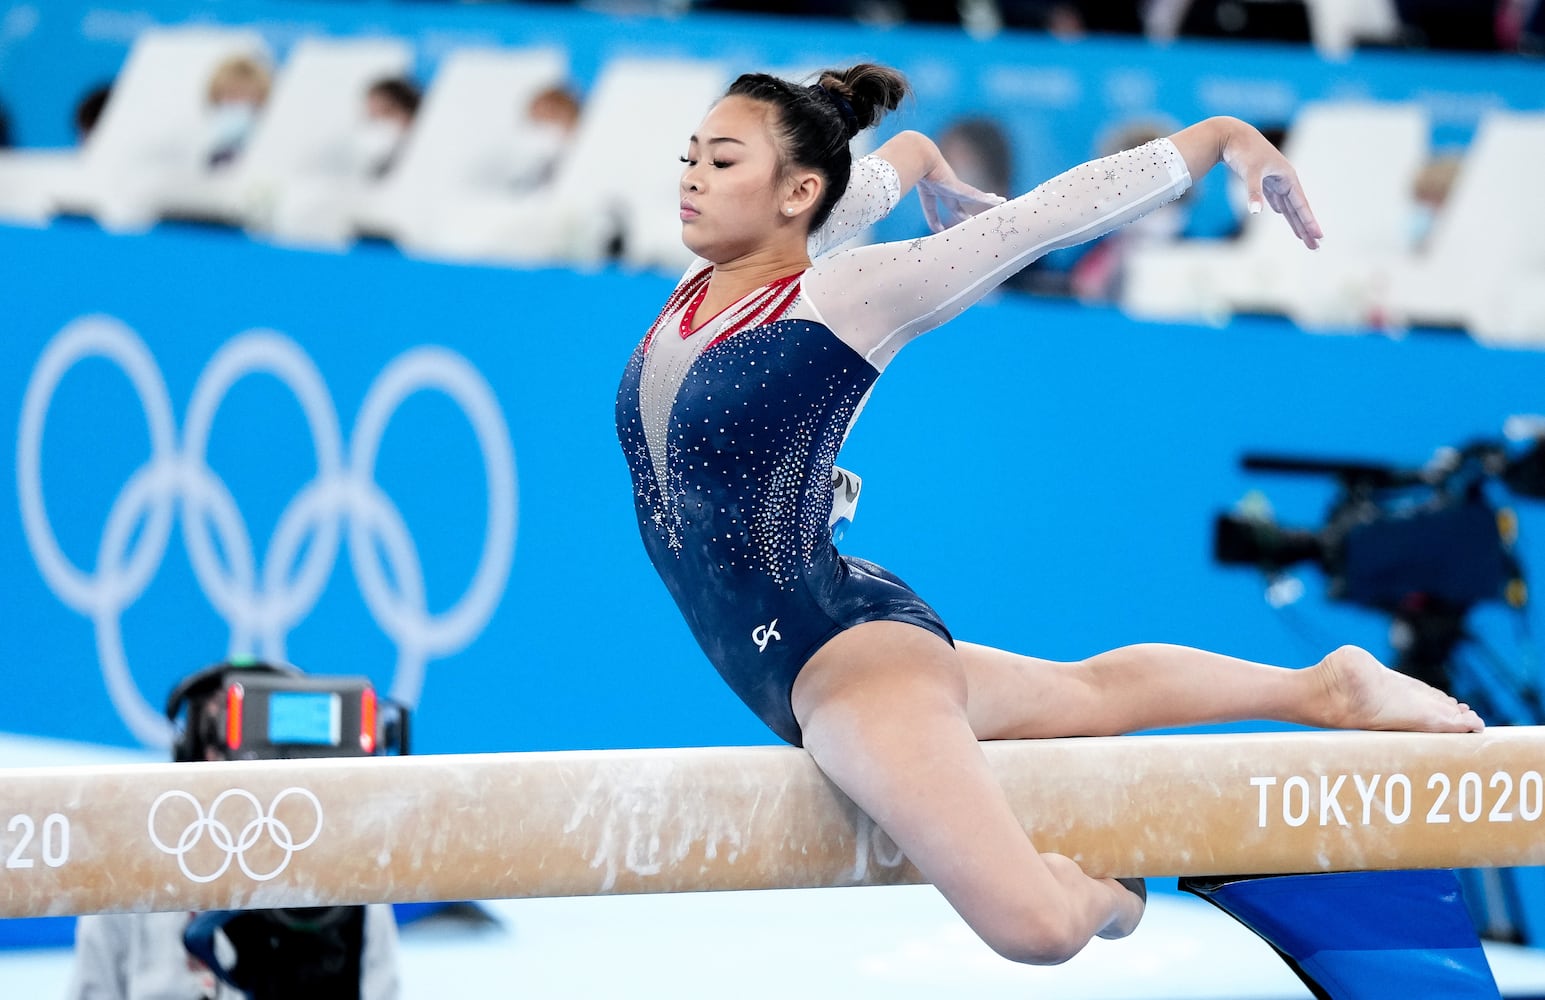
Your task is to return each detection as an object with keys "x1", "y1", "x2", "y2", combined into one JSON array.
[
  {"x1": 1169, "y1": 116, "x2": 1321, "y2": 249},
  {"x1": 807, "y1": 119, "x2": 1317, "y2": 368}
]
